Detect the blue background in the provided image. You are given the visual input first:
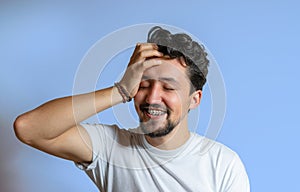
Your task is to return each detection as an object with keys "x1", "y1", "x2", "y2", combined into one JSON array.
[{"x1": 1, "y1": 0, "x2": 299, "y2": 191}]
